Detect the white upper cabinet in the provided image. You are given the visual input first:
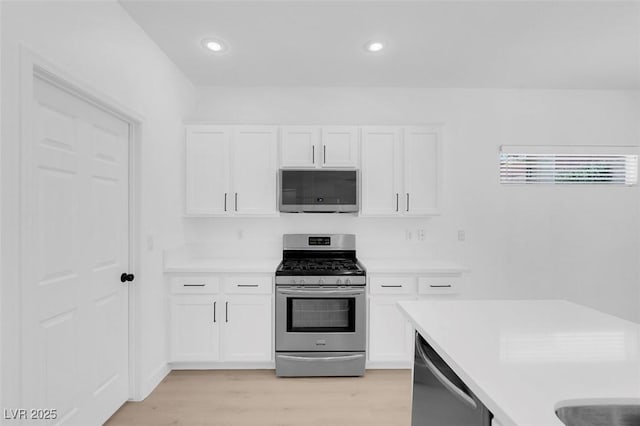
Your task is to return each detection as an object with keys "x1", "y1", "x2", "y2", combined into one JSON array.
[
  {"x1": 360, "y1": 127, "x2": 402, "y2": 216},
  {"x1": 231, "y1": 126, "x2": 278, "y2": 215},
  {"x1": 361, "y1": 125, "x2": 442, "y2": 216},
  {"x1": 321, "y1": 127, "x2": 359, "y2": 168},
  {"x1": 187, "y1": 124, "x2": 440, "y2": 217},
  {"x1": 280, "y1": 126, "x2": 359, "y2": 168},
  {"x1": 403, "y1": 126, "x2": 442, "y2": 216},
  {"x1": 185, "y1": 125, "x2": 278, "y2": 216},
  {"x1": 280, "y1": 127, "x2": 318, "y2": 168},
  {"x1": 185, "y1": 127, "x2": 230, "y2": 215}
]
